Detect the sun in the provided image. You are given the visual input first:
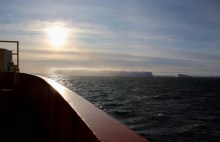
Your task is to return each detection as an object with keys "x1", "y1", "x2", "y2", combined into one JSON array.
[{"x1": 48, "y1": 26, "x2": 67, "y2": 46}]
